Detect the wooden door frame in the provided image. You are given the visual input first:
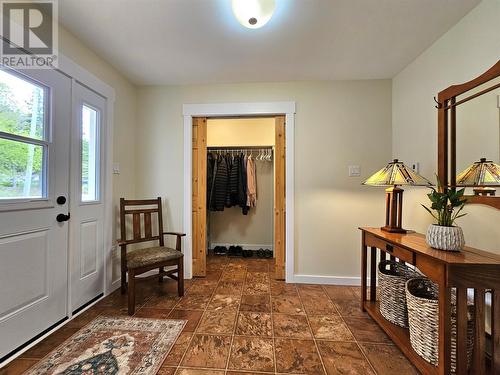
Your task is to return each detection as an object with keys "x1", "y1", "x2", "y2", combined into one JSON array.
[{"x1": 183, "y1": 102, "x2": 296, "y2": 281}]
